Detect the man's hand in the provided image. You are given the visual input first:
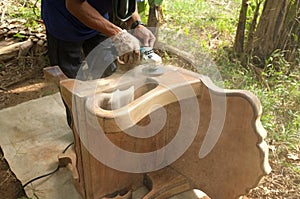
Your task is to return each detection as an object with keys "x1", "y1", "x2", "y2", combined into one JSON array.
[
  {"x1": 133, "y1": 26, "x2": 156, "y2": 47},
  {"x1": 112, "y1": 30, "x2": 140, "y2": 64}
]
